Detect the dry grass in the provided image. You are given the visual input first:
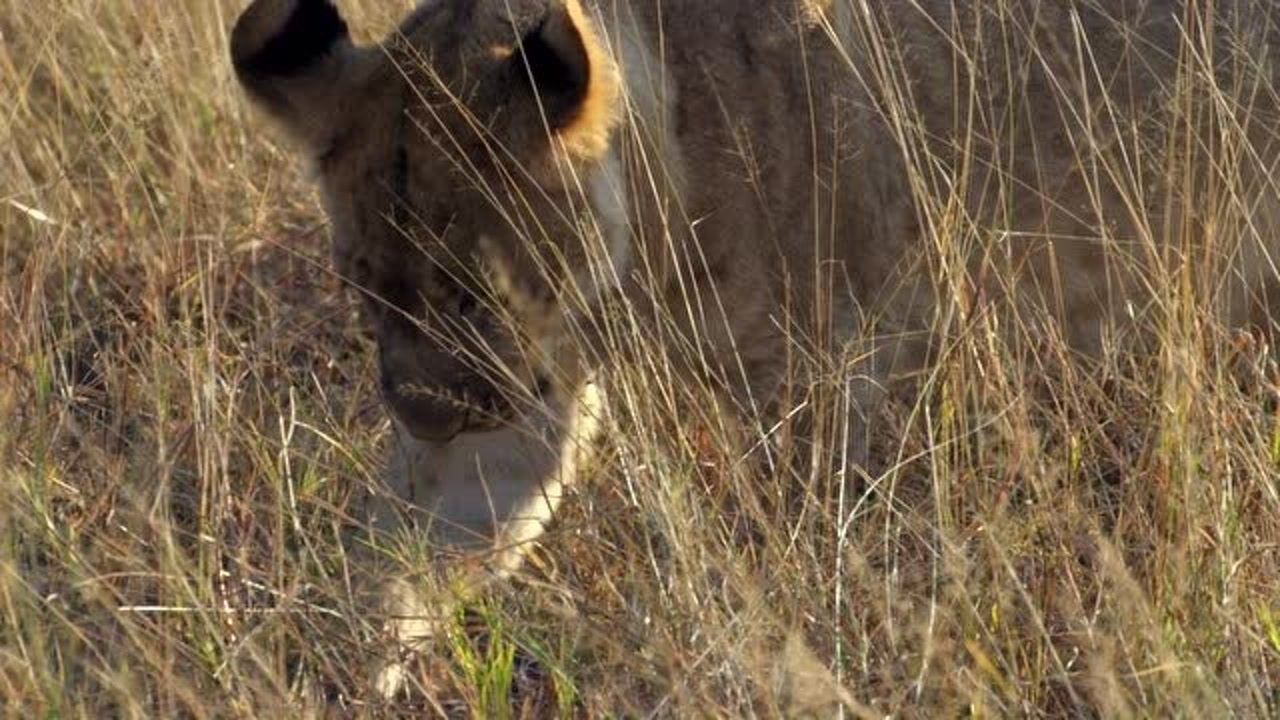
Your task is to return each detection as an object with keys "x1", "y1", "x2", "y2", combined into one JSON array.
[{"x1": 2, "y1": 0, "x2": 1279, "y2": 717}]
